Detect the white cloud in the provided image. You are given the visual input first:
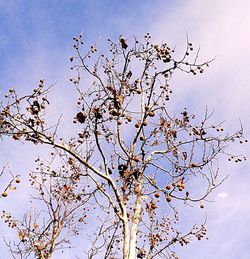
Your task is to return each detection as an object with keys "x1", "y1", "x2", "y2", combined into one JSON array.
[{"x1": 217, "y1": 191, "x2": 229, "y2": 199}]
